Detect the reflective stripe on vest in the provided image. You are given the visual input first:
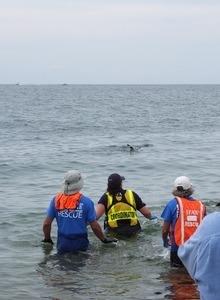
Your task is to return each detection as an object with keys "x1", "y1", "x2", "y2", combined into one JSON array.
[
  {"x1": 174, "y1": 197, "x2": 206, "y2": 246},
  {"x1": 106, "y1": 190, "x2": 138, "y2": 228}
]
